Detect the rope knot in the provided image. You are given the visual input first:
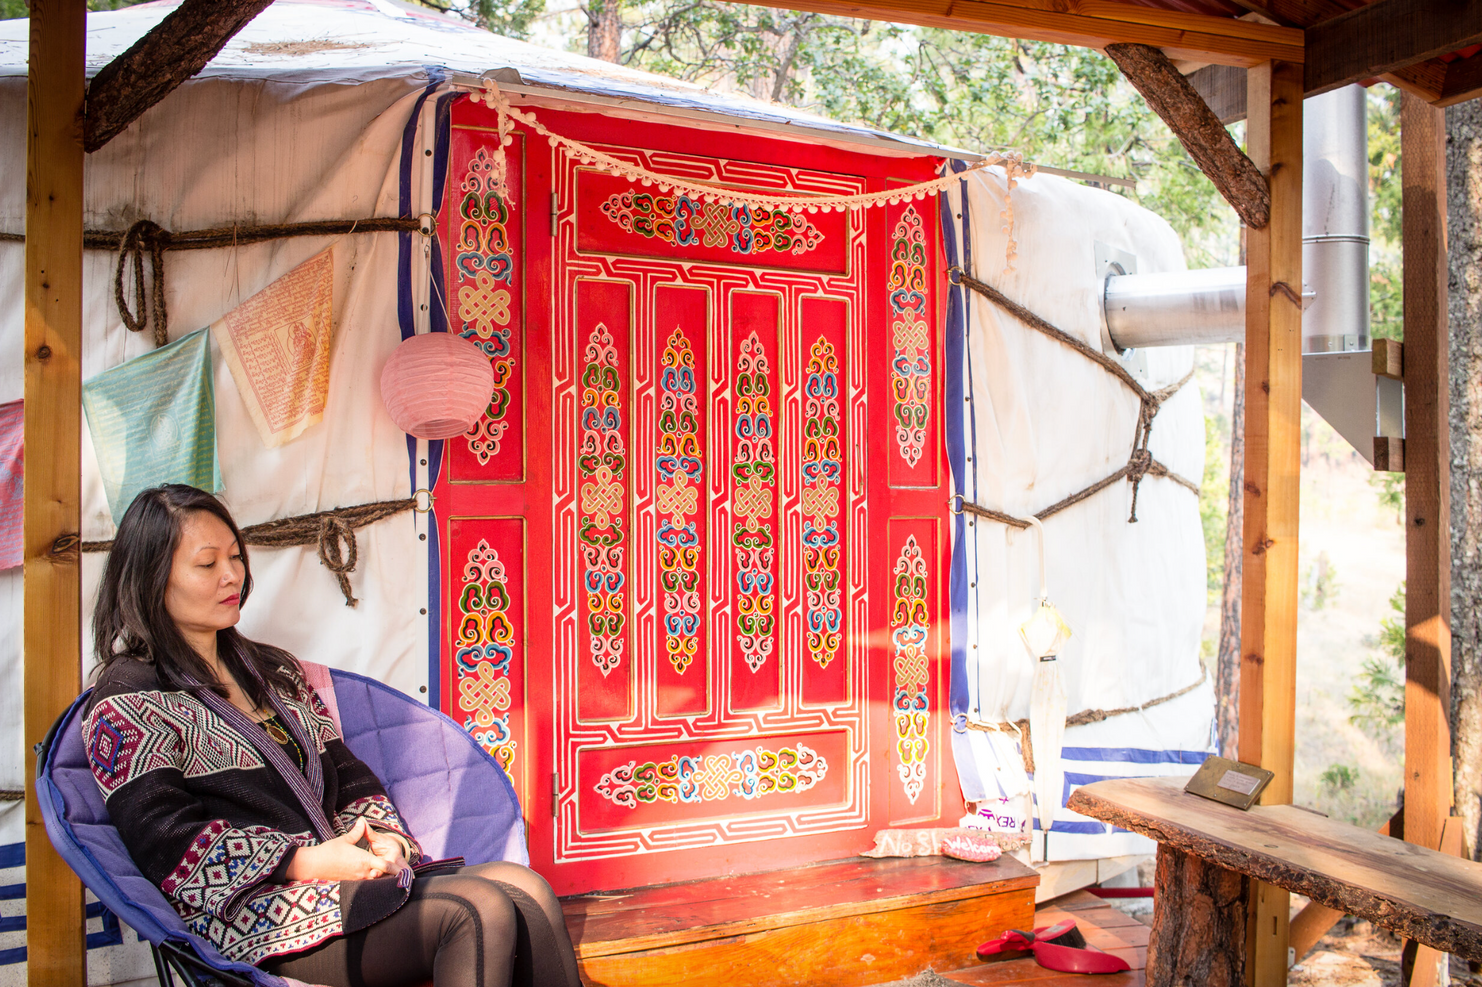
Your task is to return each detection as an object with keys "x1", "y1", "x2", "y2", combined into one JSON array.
[
  {"x1": 316, "y1": 515, "x2": 360, "y2": 607},
  {"x1": 115, "y1": 220, "x2": 172, "y2": 347}
]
